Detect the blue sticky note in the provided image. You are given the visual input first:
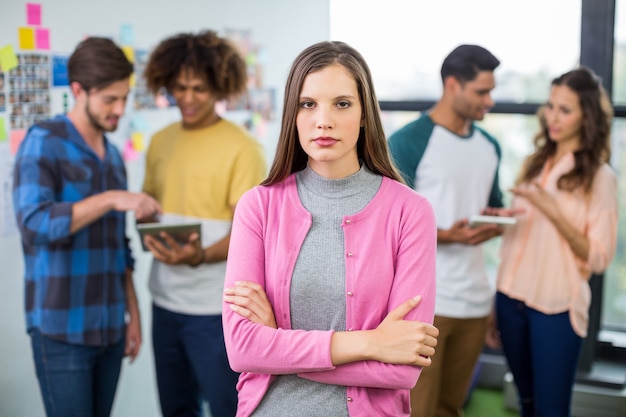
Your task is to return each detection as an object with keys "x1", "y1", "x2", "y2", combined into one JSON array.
[
  {"x1": 130, "y1": 114, "x2": 150, "y2": 132},
  {"x1": 52, "y1": 55, "x2": 69, "y2": 87},
  {"x1": 120, "y1": 24, "x2": 135, "y2": 46}
]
